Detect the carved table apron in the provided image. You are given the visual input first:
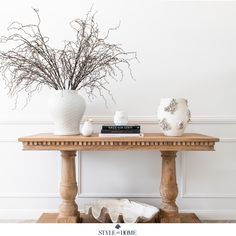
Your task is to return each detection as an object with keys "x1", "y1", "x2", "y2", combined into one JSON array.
[{"x1": 18, "y1": 133, "x2": 219, "y2": 223}]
